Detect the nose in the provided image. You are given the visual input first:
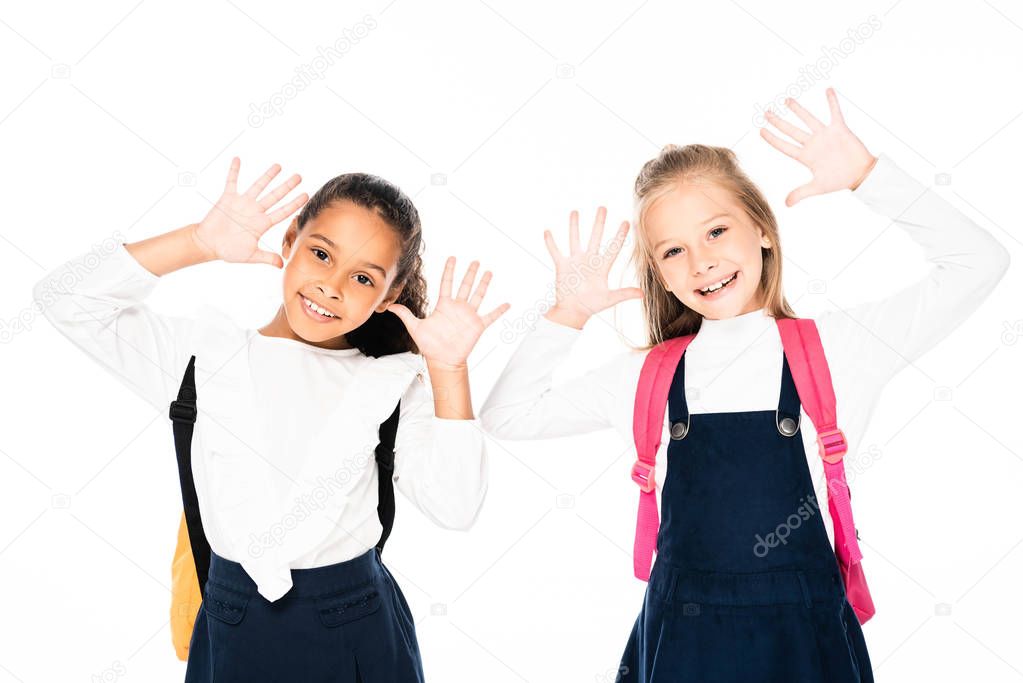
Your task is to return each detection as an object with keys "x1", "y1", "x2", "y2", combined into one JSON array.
[
  {"x1": 690, "y1": 245, "x2": 718, "y2": 279},
  {"x1": 317, "y1": 283, "x2": 342, "y2": 301}
]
